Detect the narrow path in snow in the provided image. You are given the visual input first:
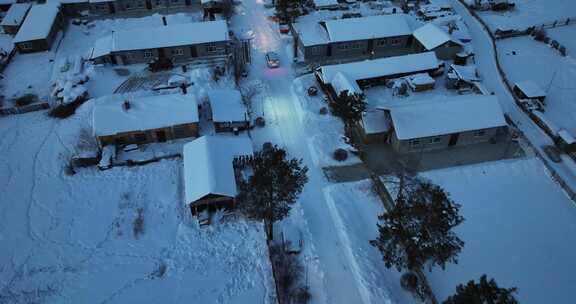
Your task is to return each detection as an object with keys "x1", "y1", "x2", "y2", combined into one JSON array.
[
  {"x1": 451, "y1": 0, "x2": 576, "y2": 198},
  {"x1": 232, "y1": 1, "x2": 389, "y2": 303}
]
